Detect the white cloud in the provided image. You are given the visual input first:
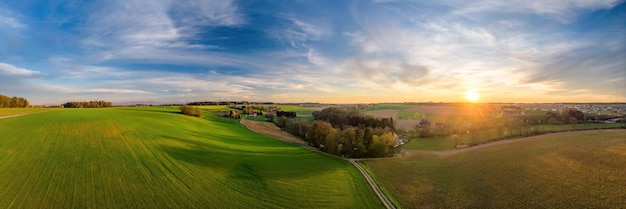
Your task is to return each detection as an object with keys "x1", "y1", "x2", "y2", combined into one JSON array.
[
  {"x1": 271, "y1": 16, "x2": 332, "y2": 45},
  {"x1": 172, "y1": 0, "x2": 244, "y2": 26},
  {"x1": 85, "y1": 88, "x2": 150, "y2": 94},
  {"x1": 83, "y1": 0, "x2": 243, "y2": 50},
  {"x1": 0, "y1": 15, "x2": 24, "y2": 28},
  {"x1": 0, "y1": 63, "x2": 41, "y2": 77},
  {"x1": 341, "y1": 0, "x2": 626, "y2": 102},
  {"x1": 445, "y1": 0, "x2": 623, "y2": 23},
  {"x1": 0, "y1": 7, "x2": 25, "y2": 28}
]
